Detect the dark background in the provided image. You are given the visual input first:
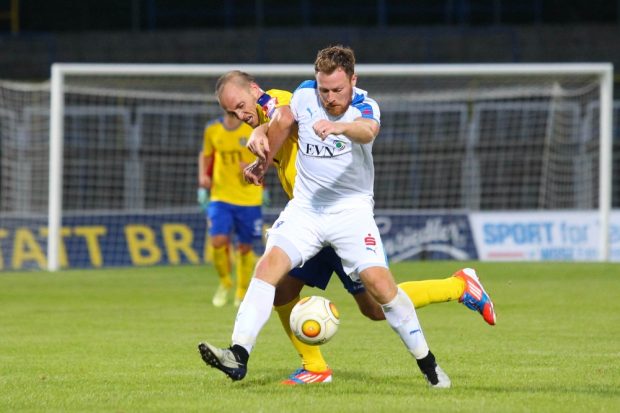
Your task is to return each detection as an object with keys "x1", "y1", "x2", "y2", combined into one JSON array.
[
  {"x1": 7, "y1": 1, "x2": 620, "y2": 32},
  {"x1": 2, "y1": 1, "x2": 620, "y2": 81}
]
